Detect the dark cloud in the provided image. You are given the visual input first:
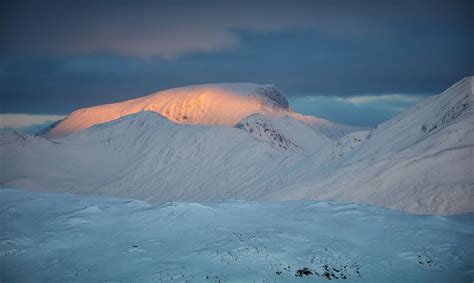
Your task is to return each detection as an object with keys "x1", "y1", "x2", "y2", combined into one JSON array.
[
  {"x1": 289, "y1": 95, "x2": 423, "y2": 127},
  {"x1": 2, "y1": 0, "x2": 472, "y2": 58},
  {"x1": 1, "y1": 0, "x2": 473, "y2": 126}
]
